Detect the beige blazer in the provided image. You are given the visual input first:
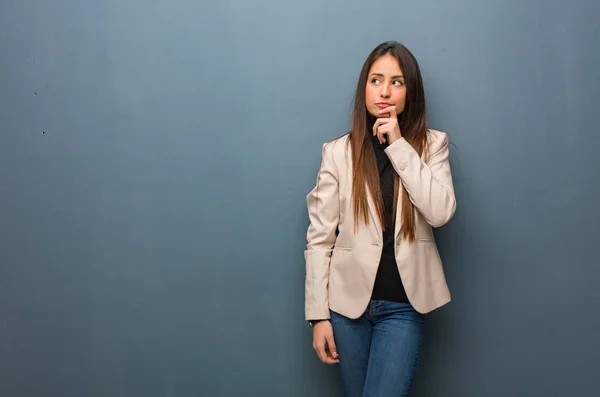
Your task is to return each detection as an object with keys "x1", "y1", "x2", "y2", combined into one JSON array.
[{"x1": 304, "y1": 129, "x2": 456, "y2": 320}]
